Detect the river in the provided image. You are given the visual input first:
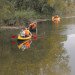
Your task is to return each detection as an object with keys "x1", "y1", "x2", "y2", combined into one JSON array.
[{"x1": 0, "y1": 17, "x2": 75, "y2": 75}]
